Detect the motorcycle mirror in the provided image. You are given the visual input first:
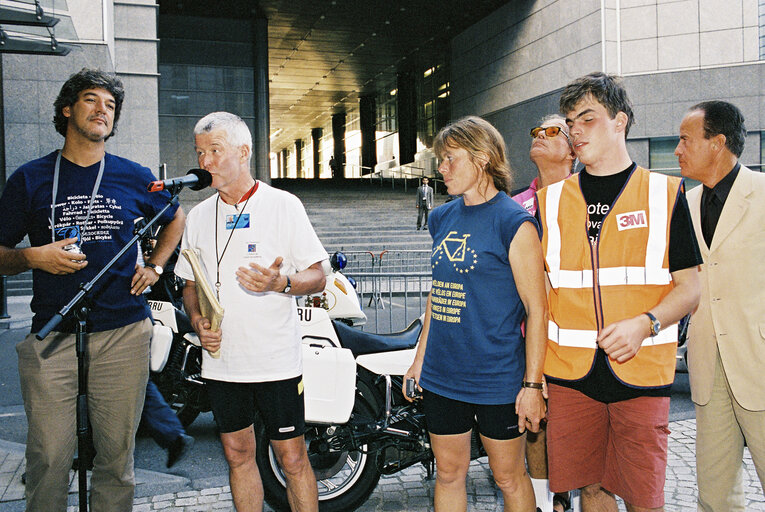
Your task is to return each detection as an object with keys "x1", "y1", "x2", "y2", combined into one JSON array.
[
  {"x1": 346, "y1": 276, "x2": 357, "y2": 289},
  {"x1": 330, "y1": 251, "x2": 347, "y2": 272}
]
